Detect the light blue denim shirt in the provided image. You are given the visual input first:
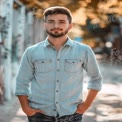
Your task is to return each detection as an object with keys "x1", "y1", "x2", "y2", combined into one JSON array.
[{"x1": 15, "y1": 37, "x2": 102, "y2": 117}]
